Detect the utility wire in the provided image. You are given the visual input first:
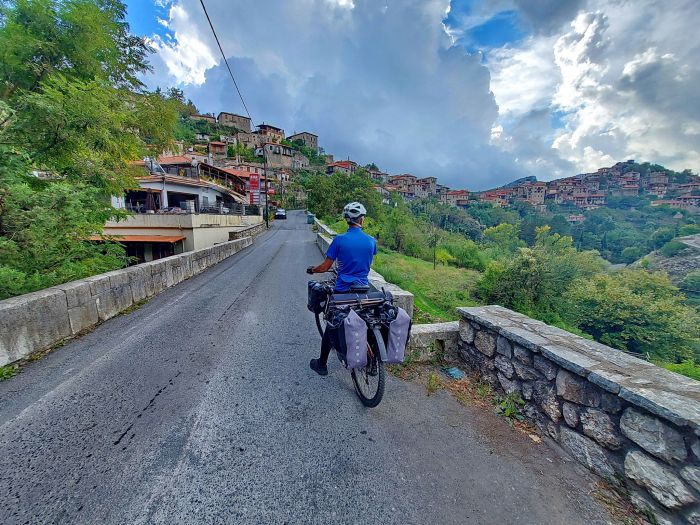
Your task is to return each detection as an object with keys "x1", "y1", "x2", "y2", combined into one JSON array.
[{"x1": 198, "y1": 0, "x2": 252, "y2": 120}]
